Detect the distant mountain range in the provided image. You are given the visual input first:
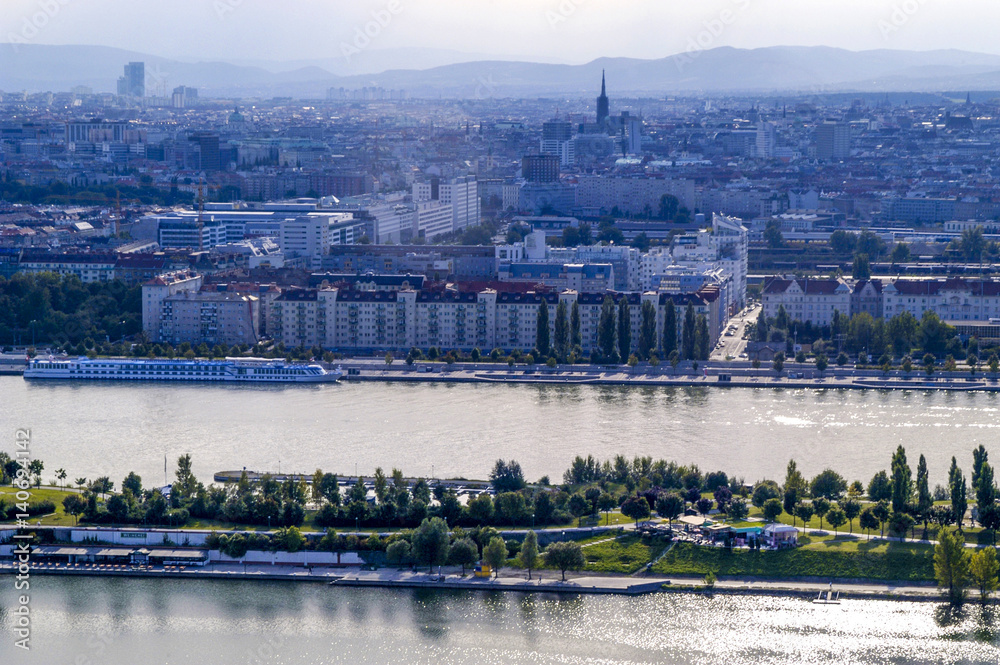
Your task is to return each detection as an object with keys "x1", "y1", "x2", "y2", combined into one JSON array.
[{"x1": 5, "y1": 44, "x2": 1000, "y2": 98}]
